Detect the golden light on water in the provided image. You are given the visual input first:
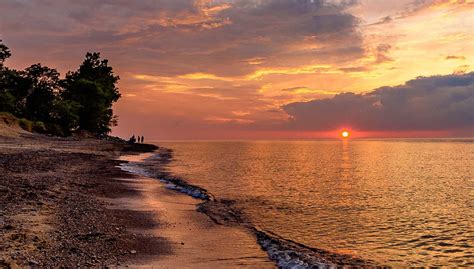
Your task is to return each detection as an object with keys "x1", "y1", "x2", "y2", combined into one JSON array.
[{"x1": 341, "y1": 131, "x2": 350, "y2": 138}]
